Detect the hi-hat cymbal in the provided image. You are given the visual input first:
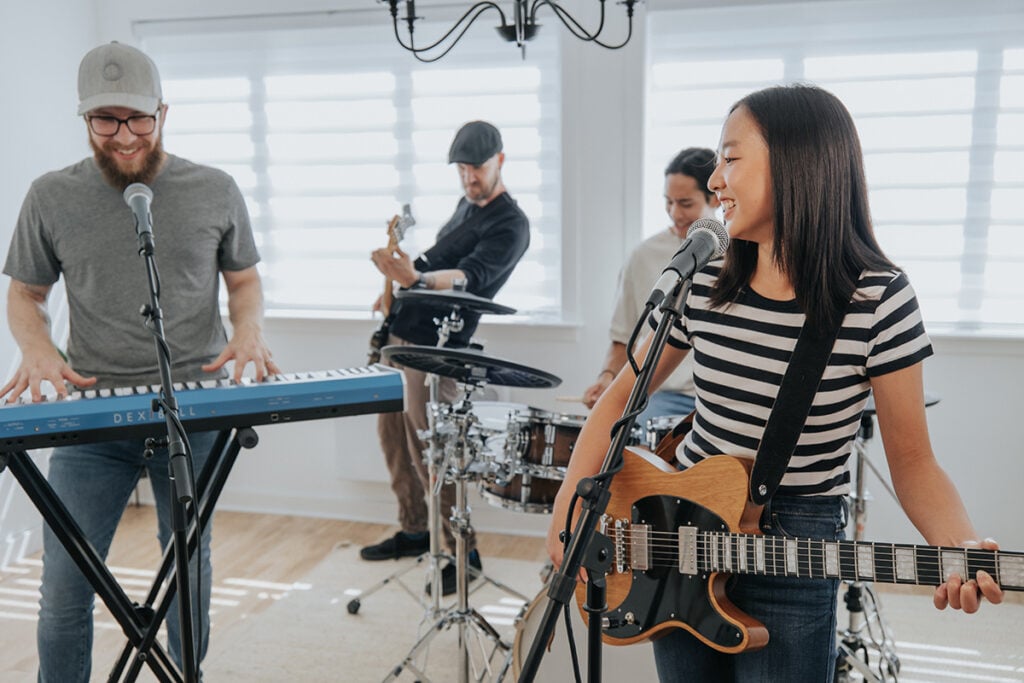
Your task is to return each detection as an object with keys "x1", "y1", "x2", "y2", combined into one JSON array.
[
  {"x1": 394, "y1": 288, "x2": 517, "y2": 315},
  {"x1": 863, "y1": 391, "x2": 940, "y2": 415},
  {"x1": 382, "y1": 345, "x2": 561, "y2": 389}
]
